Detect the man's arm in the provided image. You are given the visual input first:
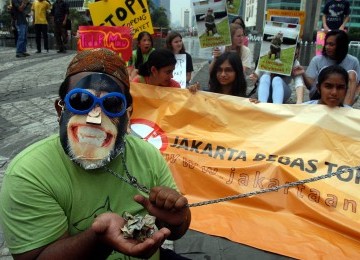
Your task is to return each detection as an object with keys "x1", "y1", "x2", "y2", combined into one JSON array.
[
  {"x1": 135, "y1": 186, "x2": 191, "y2": 240},
  {"x1": 13, "y1": 213, "x2": 171, "y2": 260}
]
